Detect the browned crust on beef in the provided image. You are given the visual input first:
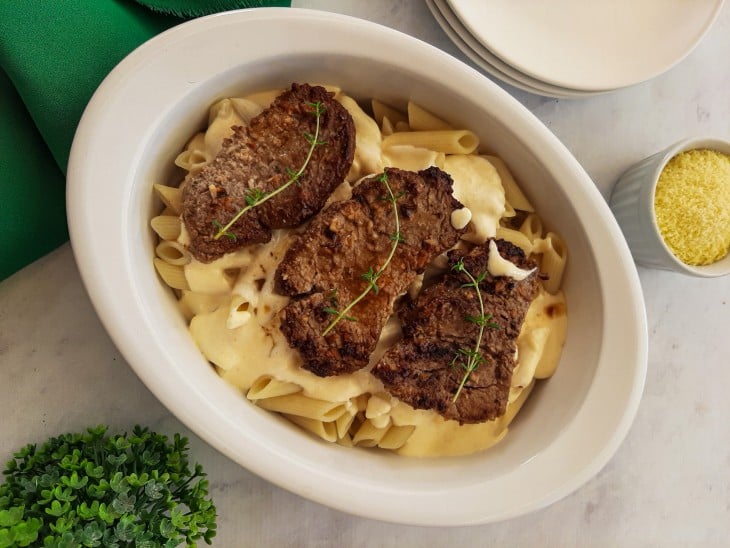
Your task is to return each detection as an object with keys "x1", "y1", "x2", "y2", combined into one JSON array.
[
  {"x1": 276, "y1": 167, "x2": 464, "y2": 376},
  {"x1": 371, "y1": 240, "x2": 540, "y2": 424},
  {"x1": 182, "y1": 83, "x2": 355, "y2": 262}
]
